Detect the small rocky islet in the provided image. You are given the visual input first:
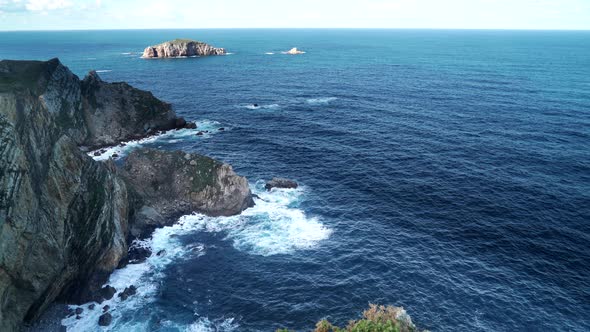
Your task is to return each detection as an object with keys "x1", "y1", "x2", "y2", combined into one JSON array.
[{"x1": 142, "y1": 38, "x2": 226, "y2": 58}]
